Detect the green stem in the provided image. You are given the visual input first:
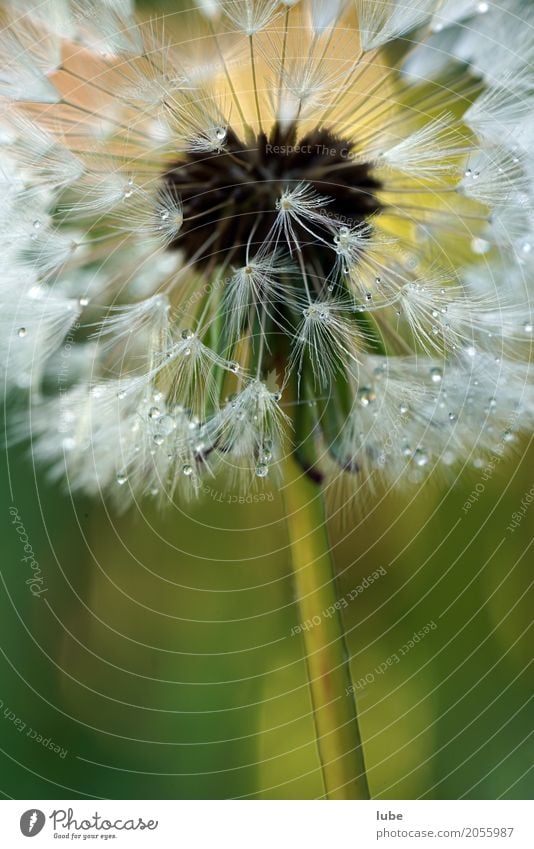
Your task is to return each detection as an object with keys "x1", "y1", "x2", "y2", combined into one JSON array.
[{"x1": 282, "y1": 454, "x2": 370, "y2": 800}]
